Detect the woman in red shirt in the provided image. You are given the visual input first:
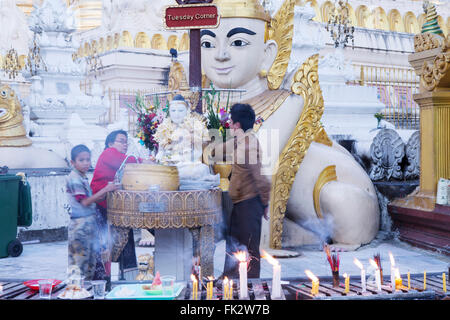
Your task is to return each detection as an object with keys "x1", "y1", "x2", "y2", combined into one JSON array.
[{"x1": 91, "y1": 130, "x2": 141, "y2": 281}]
